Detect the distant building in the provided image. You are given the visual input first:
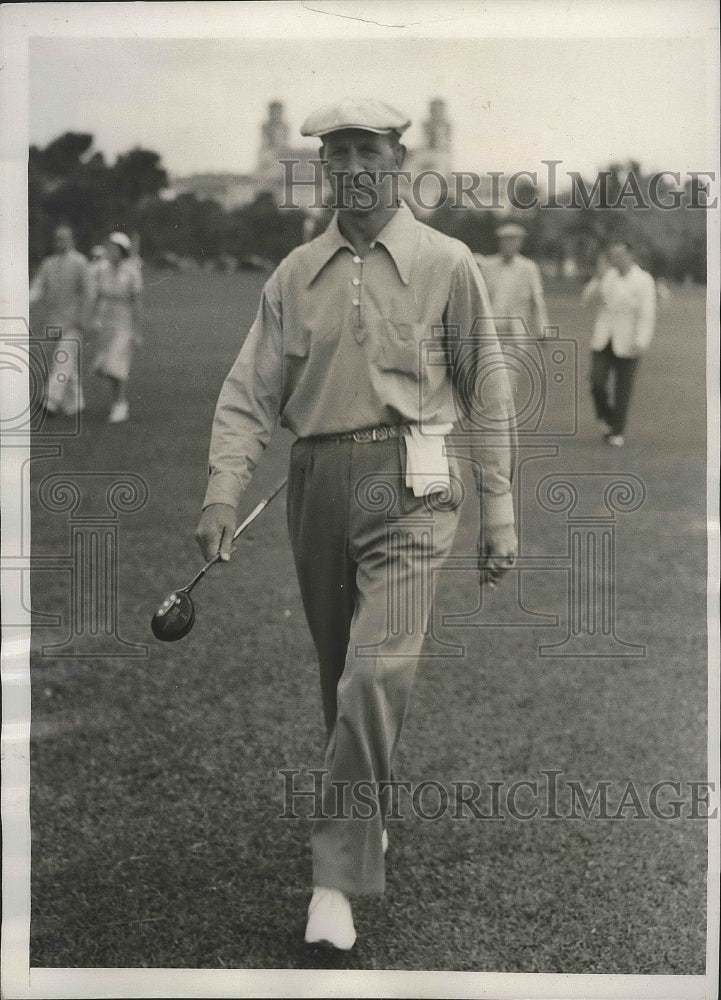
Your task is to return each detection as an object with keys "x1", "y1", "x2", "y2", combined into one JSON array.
[
  {"x1": 398, "y1": 98, "x2": 453, "y2": 216},
  {"x1": 253, "y1": 100, "x2": 325, "y2": 210},
  {"x1": 164, "y1": 100, "x2": 326, "y2": 212},
  {"x1": 162, "y1": 172, "x2": 260, "y2": 211},
  {"x1": 407, "y1": 98, "x2": 453, "y2": 181},
  {"x1": 164, "y1": 98, "x2": 458, "y2": 217}
]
